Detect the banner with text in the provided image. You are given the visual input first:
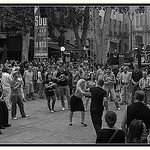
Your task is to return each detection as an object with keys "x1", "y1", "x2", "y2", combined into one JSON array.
[{"x1": 34, "y1": 7, "x2": 48, "y2": 58}]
